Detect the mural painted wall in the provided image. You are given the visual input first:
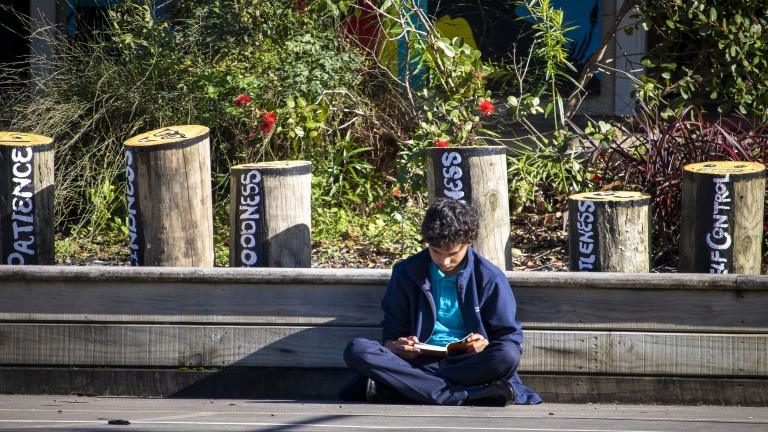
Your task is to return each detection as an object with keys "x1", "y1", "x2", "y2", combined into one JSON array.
[{"x1": 345, "y1": 0, "x2": 602, "y2": 92}]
